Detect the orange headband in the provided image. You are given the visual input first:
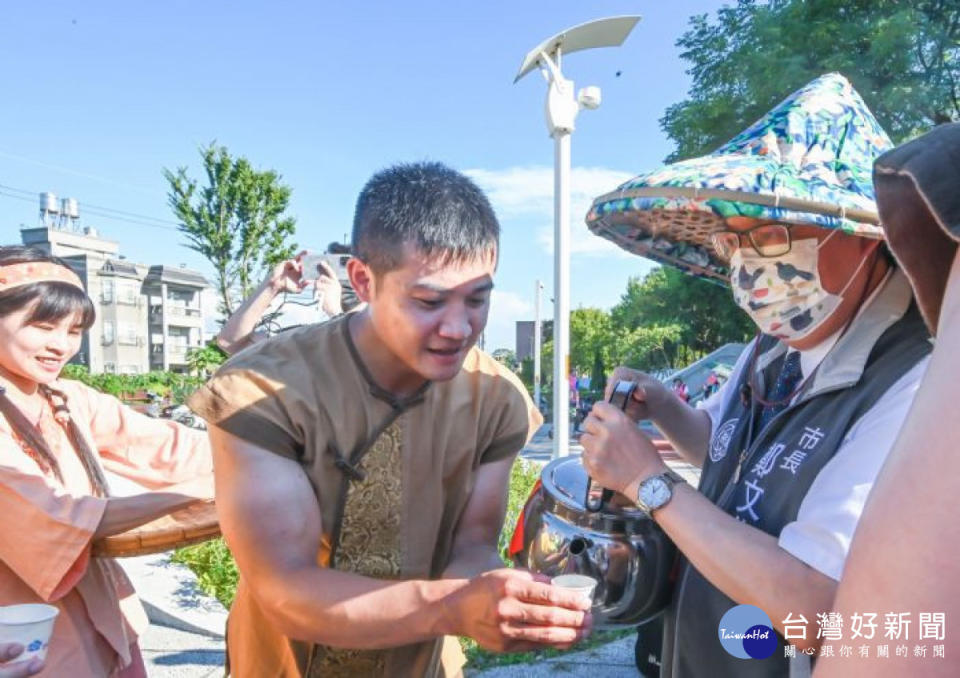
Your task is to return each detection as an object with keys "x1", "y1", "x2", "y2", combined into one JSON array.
[{"x1": 0, "y1": 262, "x2": 84, "y2": 293}]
